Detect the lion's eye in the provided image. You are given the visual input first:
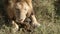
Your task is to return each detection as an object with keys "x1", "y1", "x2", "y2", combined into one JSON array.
[
  {"x1": 16, "y1": 9, "x2": 20, "y2": 12},
  {"x1": 16, "y1": 0, "x2": 21, "y2": 2}
]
